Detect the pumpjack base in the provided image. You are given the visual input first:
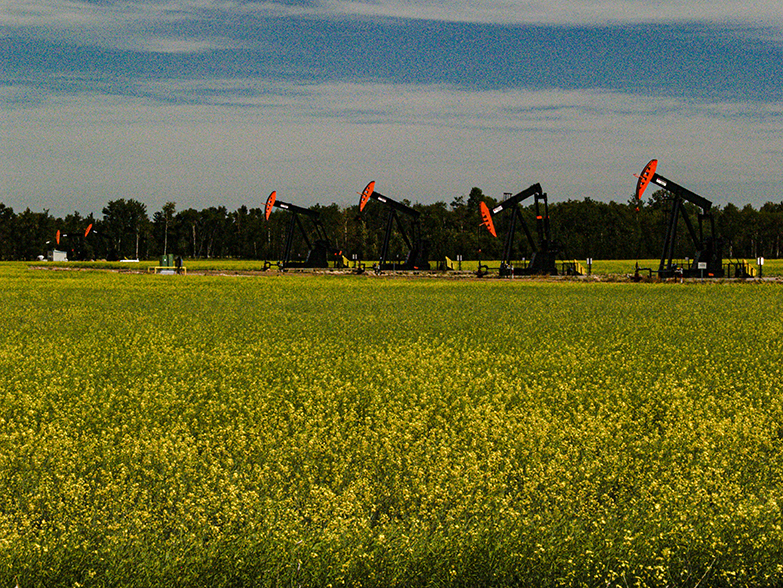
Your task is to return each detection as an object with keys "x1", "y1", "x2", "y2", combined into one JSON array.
[
  {"x1": 282, "y1": 261, "x2": 330, "y2": 269},
  {"x1": 658, "y1": 268, "x2": 725, "y2": 279},
  {"x1": 499, "y1": 262, "x2": 558, "y2": 277},
  {"x1": 374, "y1": 262, "x2": 431, "y2": 272}
]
